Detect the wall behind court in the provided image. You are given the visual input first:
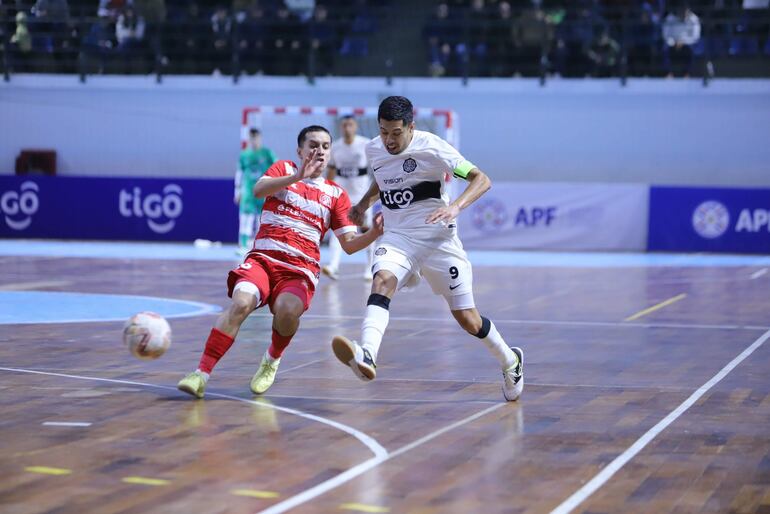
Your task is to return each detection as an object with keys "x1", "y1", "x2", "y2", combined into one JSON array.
[{"x1": 2, "y1": 75, "x2": 769, "y2": 186}]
